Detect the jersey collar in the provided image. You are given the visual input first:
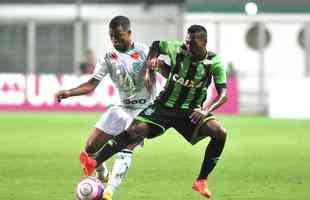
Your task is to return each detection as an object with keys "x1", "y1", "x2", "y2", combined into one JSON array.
[{"x1": 116, "y1": 42, "x2": 135, "y2": 53}]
